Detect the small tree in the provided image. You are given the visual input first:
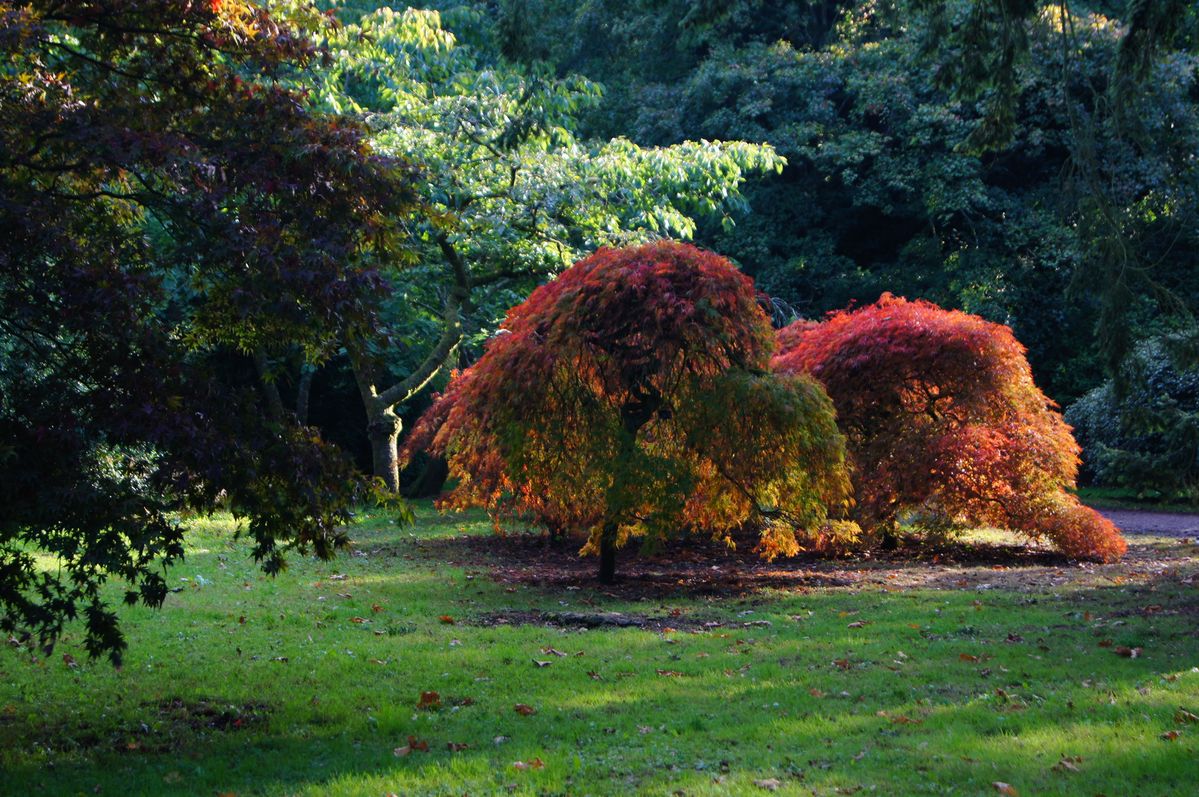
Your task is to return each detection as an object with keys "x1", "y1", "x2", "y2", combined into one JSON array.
[
  {"x1": 407, "y1": 242, "x2": 851, "y2": 582},
  {"x1": 306, "y1": 8, "x2": 785, "y2": 490},
  {"x1": 773, "y1": 294, "x2": 1127, "y2": 561}
]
